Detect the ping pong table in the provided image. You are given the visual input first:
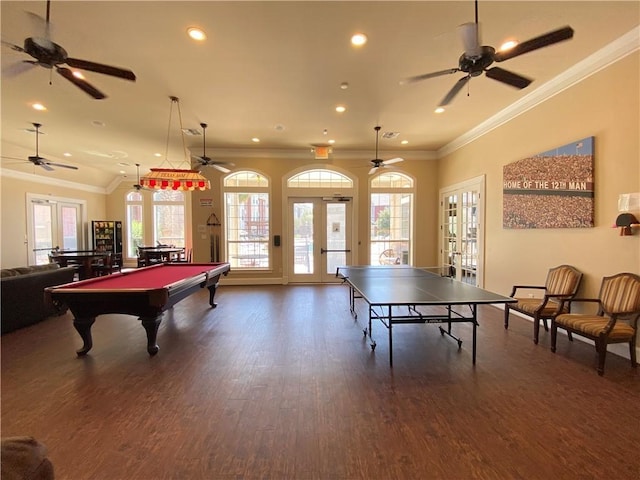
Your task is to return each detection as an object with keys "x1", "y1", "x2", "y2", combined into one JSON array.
[{"x1": 336, "y1": 266, "x2": 516, "y2": 367}]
